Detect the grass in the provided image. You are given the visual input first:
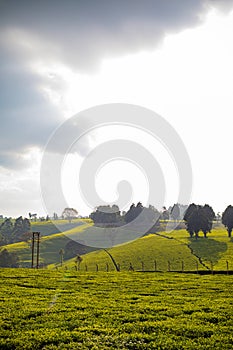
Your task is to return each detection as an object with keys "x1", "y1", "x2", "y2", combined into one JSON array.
[
  {"x1": 2, "y1": 221, "x2": 233, "y2": 272},
  {"x1": 61, "y1": 226, "x2": 233, "y2": 272},
  {"x1": 1, "y1": 269, "x2": 233, "y2": 349},
  {"x1": 30, "y1": 219, "x2": 92, "y2": 236},
  {"x1": 5, "y1": 221, "x2": 93, "y2": 267}
]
